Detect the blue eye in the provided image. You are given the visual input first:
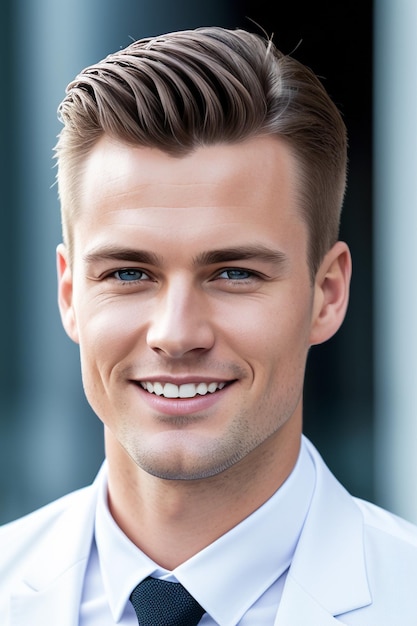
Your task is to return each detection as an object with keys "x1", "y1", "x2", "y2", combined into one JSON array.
[
  {"x1": 114, "y1": 269, "x2": 147, "y2": 281},
  {"x1": 219, "y1": 269, "x2": 252, "y2": 280}
]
